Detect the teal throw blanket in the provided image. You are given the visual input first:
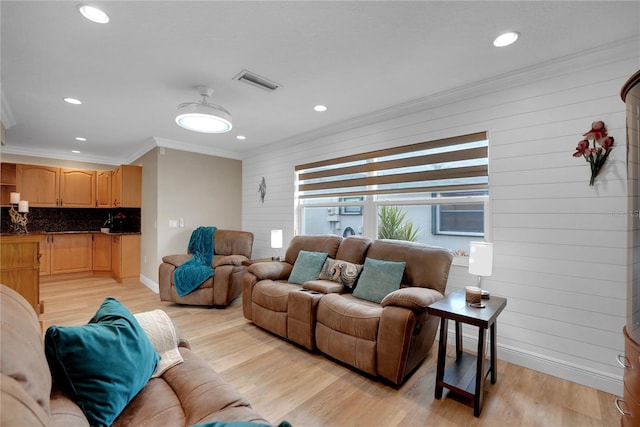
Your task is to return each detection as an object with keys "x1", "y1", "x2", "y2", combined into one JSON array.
[{"x1": 174, "y1": 226, "x2": 216, "y2": 297}]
